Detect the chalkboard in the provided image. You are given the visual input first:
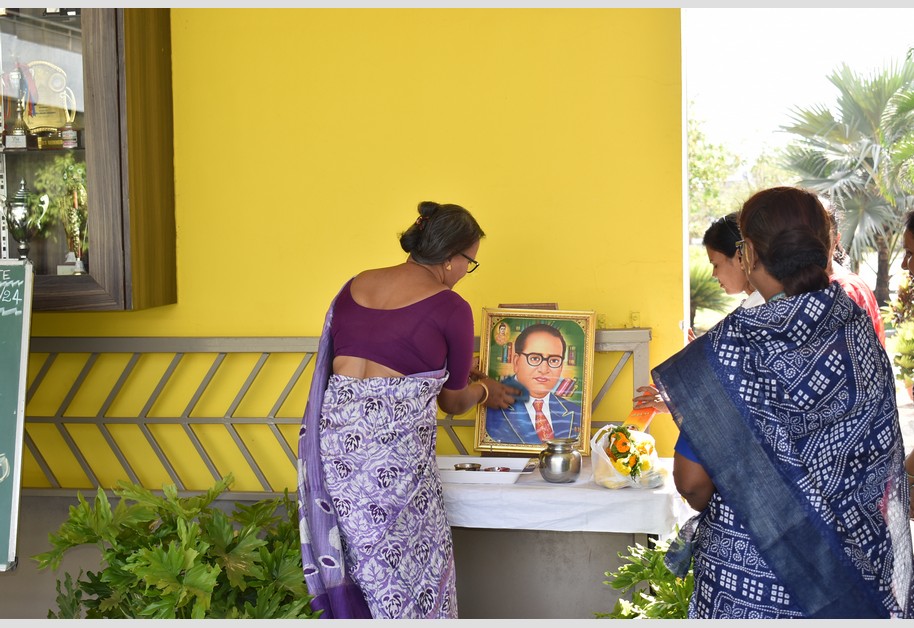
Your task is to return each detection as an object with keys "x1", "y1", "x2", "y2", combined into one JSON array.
[{"x1": 0, "y1": 259, "x2": 32, "y2": 572}]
